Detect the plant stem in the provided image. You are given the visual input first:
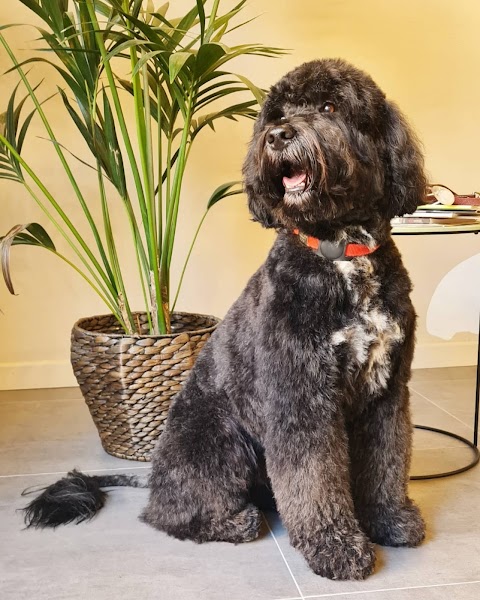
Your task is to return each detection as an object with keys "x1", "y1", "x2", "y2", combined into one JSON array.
[
  {"x1": 142, "y1": 54, "x2": 165, "y2": 334},
  {"x1": 160, "y1": 85, "x2": 195, "y2": 323},
  {"x1": 160, "y1": 119, "x2": 174, "y2": 313},
  {"x1": 165, "y1": 130, "x2": 173, "y2": 236},
  {"x1": 142, "y1": 60, "x2": 156, "y2": 237},
  {"x1": 90, "y1": 25, "x2": 152, "y2": 333},
  {"x1": 84, "y1": 5, "x2": 150, "y2": 242},
  {"x1": 125, "y1": 9, "x2": 166, "y2": 334},
  {"x1": 128, "y1": 47, "x2": 150, "y2": 236},
  {"x1": 160, "y1": 91, "x2": 193, "y2": 318},
  {"x1": 172, "y1": 209, "x2": 208, "y2": 311},
  {"x1": 97, "y1": 165, "x2": 136, "y2": 333},
  {"x1": 120, "y1": 190, "x2": 154, "y2": 333},
  {"x1": 156, "y1": 76, "x2": 163, "y2": 261},
  {"x1": 129, "y1": 201, "x2": 154, "y2": 333},
  {"x1": 206, "y1": 0, "x2": 222, "y2": 42},
  {"x1": 165, "y1": 120, "x2": 194, "y2": 270},
  {"x1": 87, "y1": 0, "x2": 169, "y2": 334}
]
